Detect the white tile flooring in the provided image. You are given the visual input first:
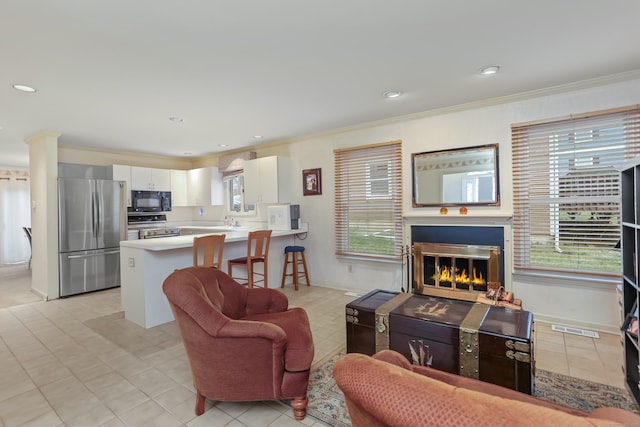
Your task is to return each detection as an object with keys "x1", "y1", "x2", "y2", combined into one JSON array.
[{"x1": 0, "y1": 264, "x2": 628, "y2": 426}]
